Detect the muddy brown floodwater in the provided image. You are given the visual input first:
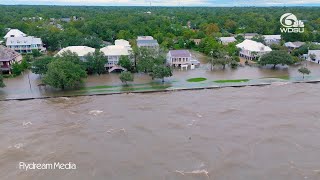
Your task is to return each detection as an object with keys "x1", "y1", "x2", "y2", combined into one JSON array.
[{"x1": 1, "y1": 83, "x2": 320, "y2": 180}]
